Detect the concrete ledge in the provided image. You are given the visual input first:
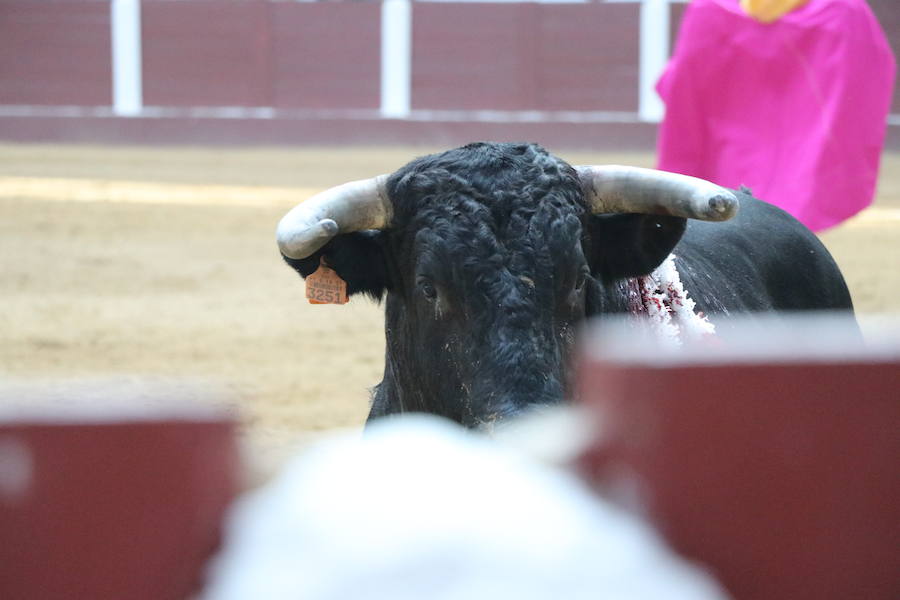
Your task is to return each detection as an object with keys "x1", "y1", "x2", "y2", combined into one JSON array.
[
  {"x1": 0, "y1": 115, "x2": 660, "y2": 151},
  {"x1": 3, "y1": 114, "x2": 897, "y2": 152}
]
